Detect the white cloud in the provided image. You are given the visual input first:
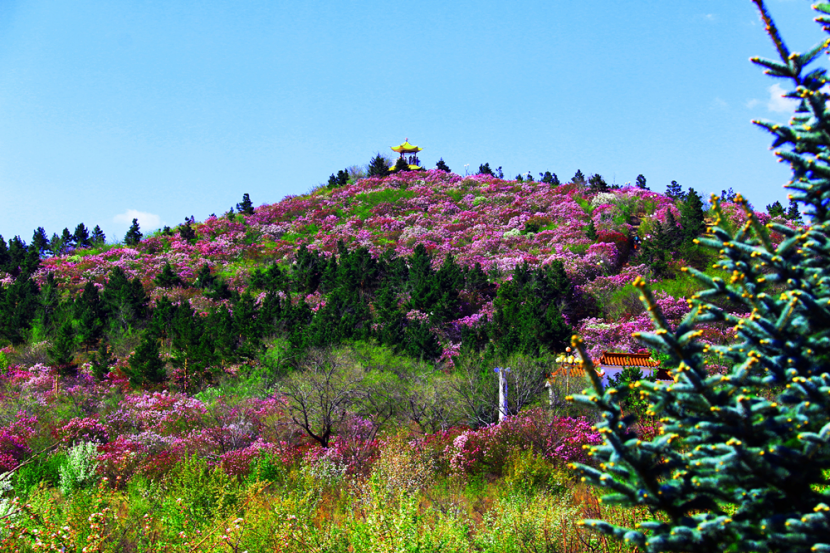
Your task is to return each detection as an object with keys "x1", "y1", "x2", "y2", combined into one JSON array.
[
  {"x1": 713, "y1": 97, "x2": 729, "y2": 109},
  {"x1": 766, "y1": 83, "x2": 799, "y2": 113},
  {"x1": 113, "y1": 209, "x2": 162, "y2": 231},
  {"x1": 745, "y1": 98, "x2": 761, "y2": 109}
]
